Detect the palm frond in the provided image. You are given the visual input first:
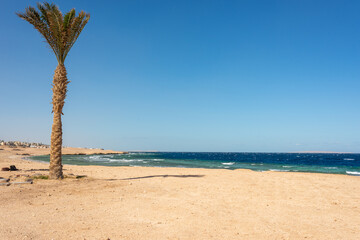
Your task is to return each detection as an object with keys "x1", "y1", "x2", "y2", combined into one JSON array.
[
  {"x1": 17, "y1": 6, "x2": 60, "y2": 61},
  {"x1": 37, "y1": 3, "x2": 50, "y2": 26},
  {"x1": 63, "y1": 9, "x2": 75, "y2": 29},
  {"x1": 63, "y1": 11, "x2": 90, "y2": 60}
]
